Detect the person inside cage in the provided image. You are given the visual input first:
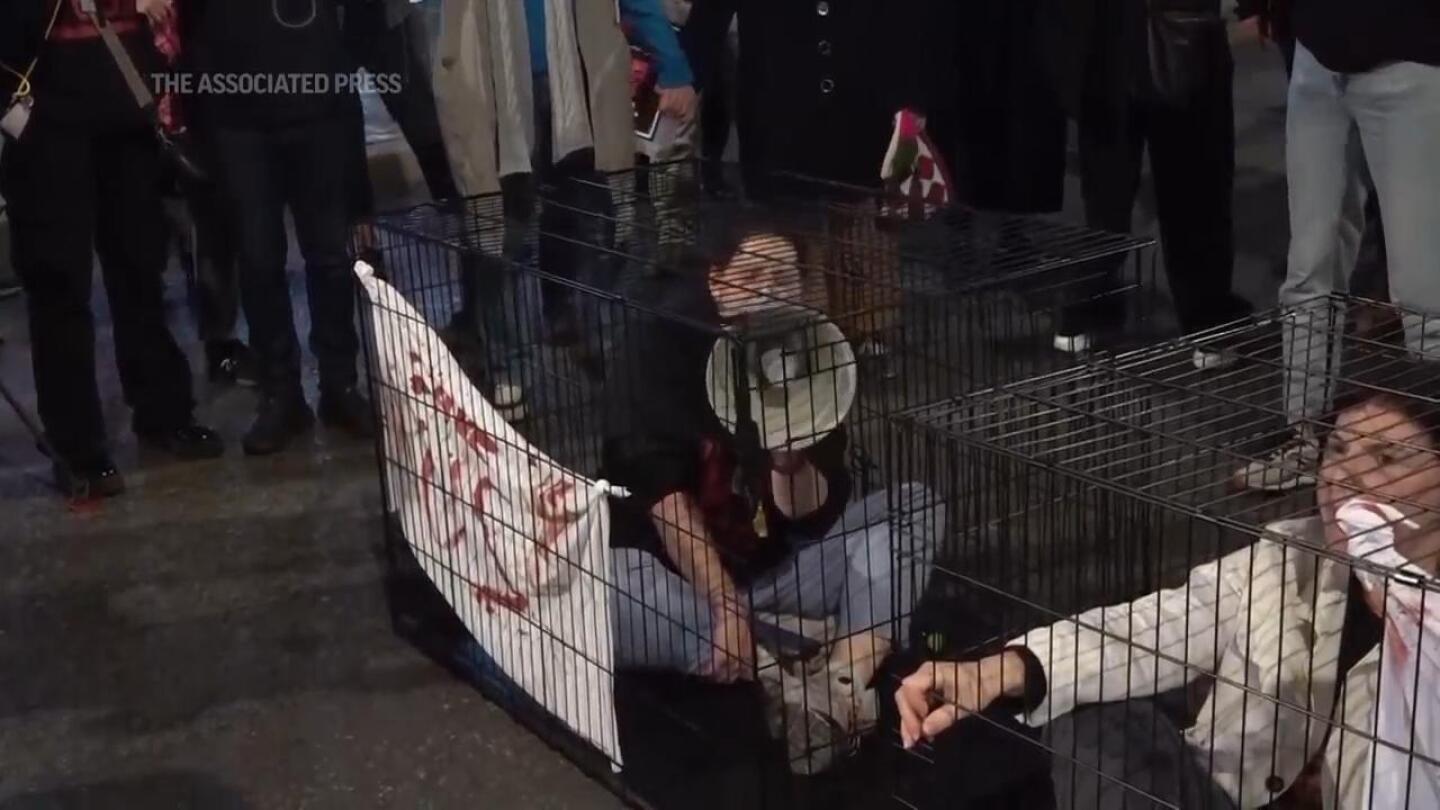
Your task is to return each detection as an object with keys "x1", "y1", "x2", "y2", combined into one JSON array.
[
  {"x1": 600, "y1": 231, "x2": 942, "y2": 776},
  {"x1": 897, "y1": 357, "x2": 1440, "y2": 809}
]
